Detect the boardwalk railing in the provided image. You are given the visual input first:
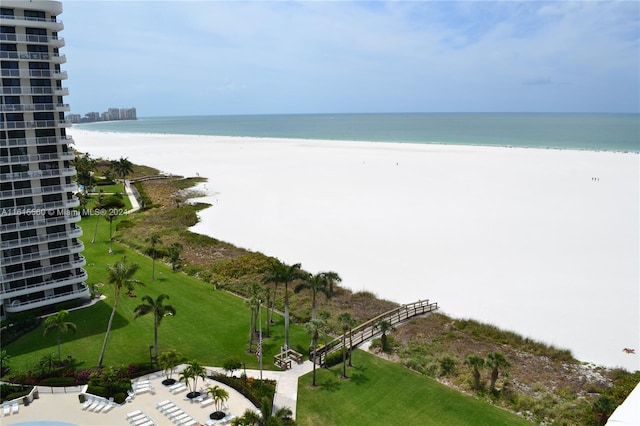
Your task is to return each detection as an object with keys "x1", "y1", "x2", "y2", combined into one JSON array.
[{"x1": 314, "y1": 299, "x2": 438, "y2": 365}]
